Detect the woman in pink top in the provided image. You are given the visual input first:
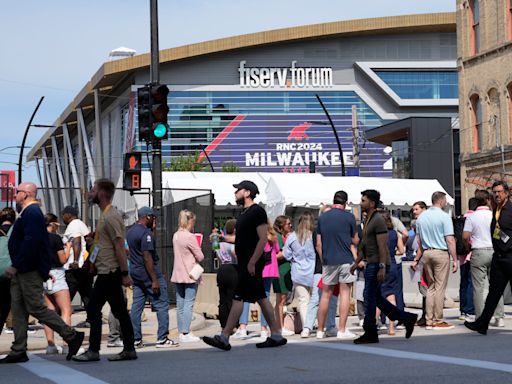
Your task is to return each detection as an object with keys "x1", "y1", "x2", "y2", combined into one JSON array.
[{"x1": 171, "y1": 210, "x2": 204, "y2": 343}]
